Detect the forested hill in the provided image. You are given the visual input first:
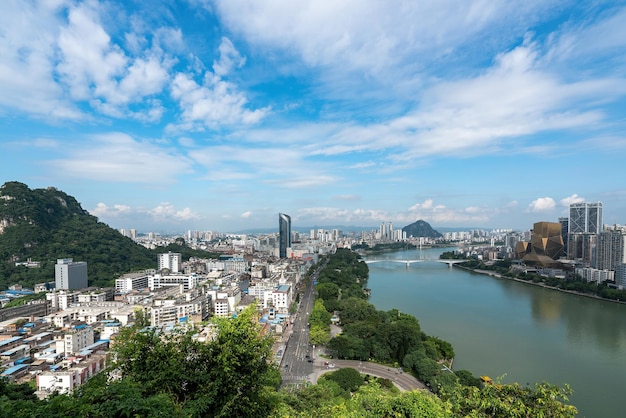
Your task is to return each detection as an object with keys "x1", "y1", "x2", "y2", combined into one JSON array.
[
  {"x1": 0, "y1": 181, "x2": 154, "y2": 289},
  {"x1": 402, "y1": 219, "x2": 443, "y2": 238}
]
